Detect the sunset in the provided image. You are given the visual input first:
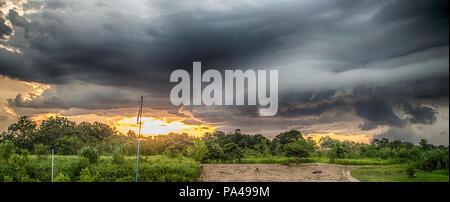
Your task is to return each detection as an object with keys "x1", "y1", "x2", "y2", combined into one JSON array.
[{"x1": 0, "y1": 0, "x2": 448, "y2": 194}]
